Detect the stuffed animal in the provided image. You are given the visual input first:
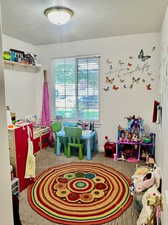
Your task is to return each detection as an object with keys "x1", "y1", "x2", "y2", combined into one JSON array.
[
  {"x1": 132, "y1": 133, "x2": 138, "y2": 142},
  {"x1": 134, "y1": 166, "x2": 150, "y2": 176},
  {"x1": 146, "y1": 155, "x2": 155, "y2": 167},
  {"x1": 125, "y1": 115, "x2": 144, "y2": 137},
  {"x1": 137, "y1": 185, "x2": 162, "y2": 225},
  {"x1": 132, "y1": 166, "x2": 161, "y2": 193},
  {"x1": 119, "y1": 132, "x2": 125, "y2": 142},
  {"x1": 117, "y1": 153, "x2": 125, "y2": 161}
]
